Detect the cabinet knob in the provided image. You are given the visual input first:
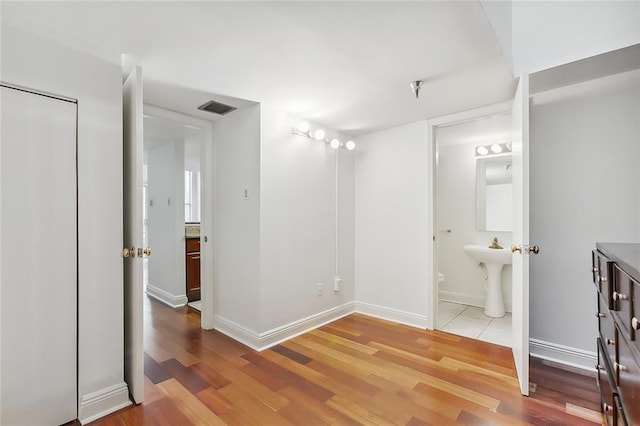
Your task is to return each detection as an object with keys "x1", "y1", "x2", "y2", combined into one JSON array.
[
  {"x1": 613, "y1": 291, "x2": 628, "y2": 301},
  {"x1": 603, "y1": 402, "x2": 612, "y2": 413},
  {"x1": 606, "y1": 338, "x2": 615, "y2": 346},
  {"x1": 143, "y1": 247, "x2": 152, "y2": 257},
  {"x1": 598, "y1": 276, "x2": 608, "y2": 283},
  {"x1": 596, "y1": 364, "x2": 604, "y2": 371},
  {"x1": 632, "y1": 317, "x2": 639, "y2": 331},
  {"x1": 596, "y1": 312, "x2": 605, "y2": 318},
  {"x1": 615, "y1": 362, "x2": 628, "y2": 372},
  {"x1": 511, "y1": 245, "x2": 522, "y2": 254},
  {"x1": 592, "y1": 267, "x2": 599, "y2": 273}
]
